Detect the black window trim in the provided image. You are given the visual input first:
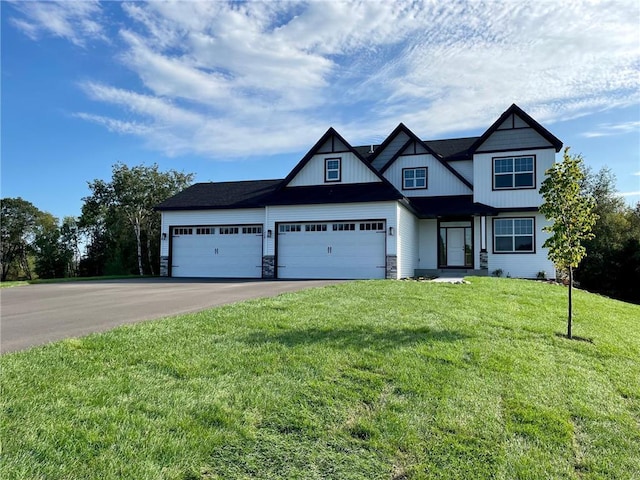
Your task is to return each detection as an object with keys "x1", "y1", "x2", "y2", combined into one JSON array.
[
  {"x1": 325, "y1": 157, "x2": 342, "y2": 183},
  {"x1": 492, "y1": 216, "x2": 536, "y2": 254},
  {"x1": 492, "y1": 154, "x2": 536, "y2": 191},
  {"x1": 402, "y1": 166, "x2": 428, "y2": 190}
]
